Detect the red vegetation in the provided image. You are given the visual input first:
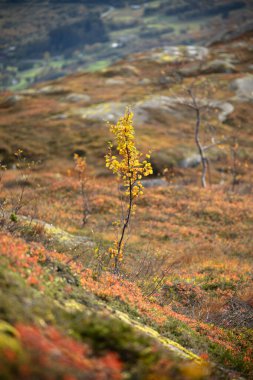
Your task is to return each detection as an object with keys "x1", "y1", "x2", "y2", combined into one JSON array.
[
  {"x1": 0, "y1": 231, "x2": 251, "y2": 369},
  {"x1": 15, "y1": 324, "x2": 122, "y2": 380}
]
